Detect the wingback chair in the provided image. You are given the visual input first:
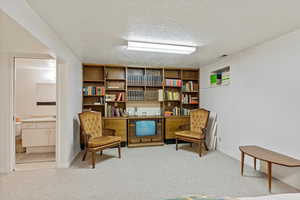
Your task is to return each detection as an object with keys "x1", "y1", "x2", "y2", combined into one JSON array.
[
  {"x1": 79, "y1": 111, "x2": 121, "y2": 168},
  {"x1": 175, "y1": 108, "x2": 210, "y2": 157}
]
